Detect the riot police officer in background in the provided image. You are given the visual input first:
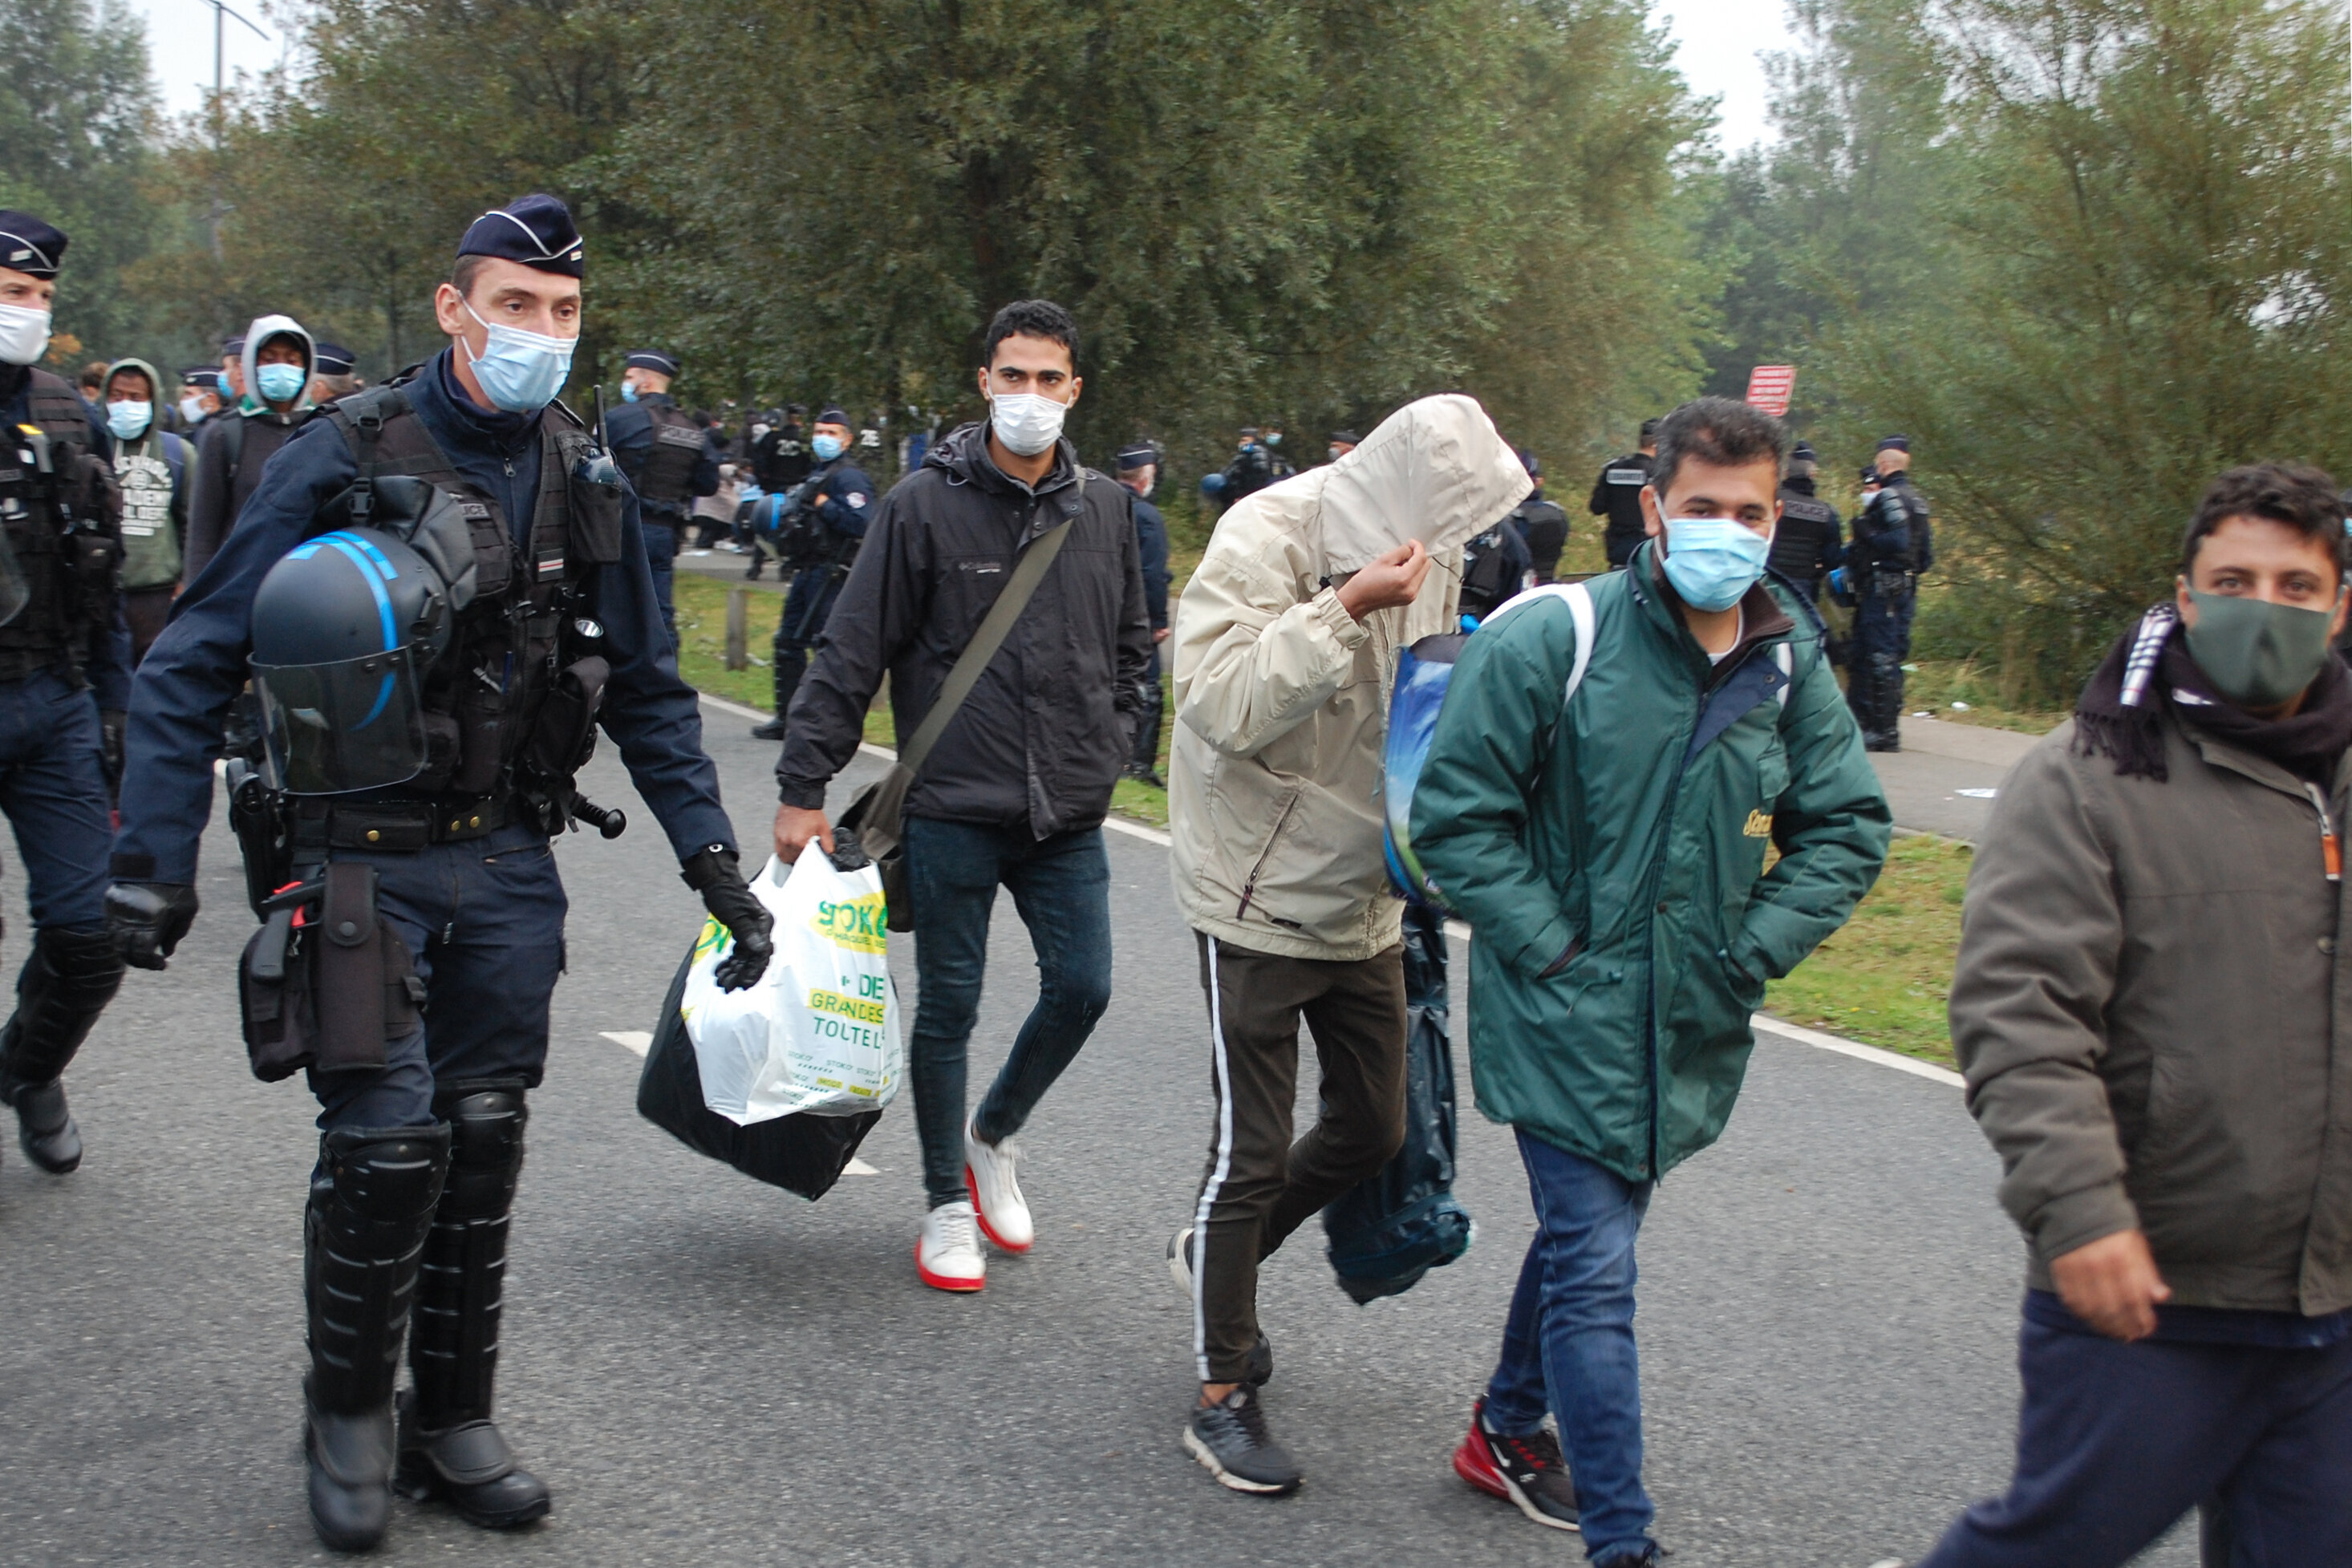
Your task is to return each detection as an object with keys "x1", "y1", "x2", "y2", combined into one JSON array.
[
  {"x1": 104, "y1": 194, "x2": 773, "y2": 1554},
  {"x1": 1325, "y1": 429, "x2": 1358, "y2": 463},
  {"x1": 1458, "y1": 506, "x2": 1531, "y2": 623},
  {"x1": 1115, "y1": 440, "x2": 1171, "y2": 784},
  {"x1": 1507, "y1": 448, "x2": 1569, "y2": 584},
  {"x1": 1845, "y1": 434, "x2": 1934, "y2": 751},
  {"x1": 0, "y1": 211, "x2": 131, "y2": 1177},
  {"x1": 749, "y1": 404, "x2": 874, "y2": 743},
  {"x1": 1768, "y1": 440, "x2": 1843, "y2": 607},
  {"x1": 1587, "y1": 416, "x2": 1657, "y2": 569},
  {"x1": 1204, "y1": 424, "x2": 1288, "y2": 507},
  {"x1": 605, "y1": 348, "x2": 720, "y2": 644}
]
